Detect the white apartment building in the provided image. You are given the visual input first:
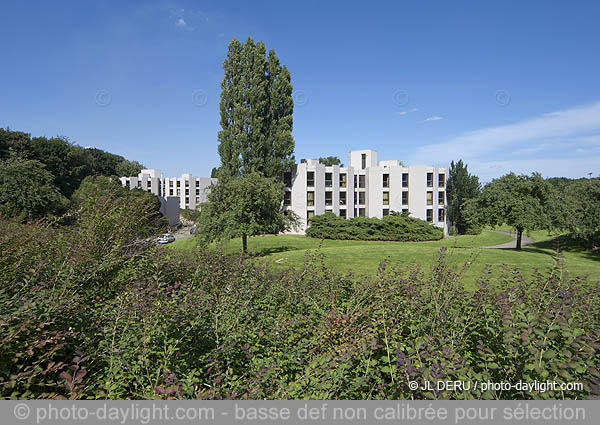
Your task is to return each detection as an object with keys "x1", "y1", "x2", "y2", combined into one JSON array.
[
  {"x1": 283, "y1": 149, "x2": 447, "y2": 233},
  {"x1": 119, "y1": 169, "x2": 217, "y2": 210}
]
